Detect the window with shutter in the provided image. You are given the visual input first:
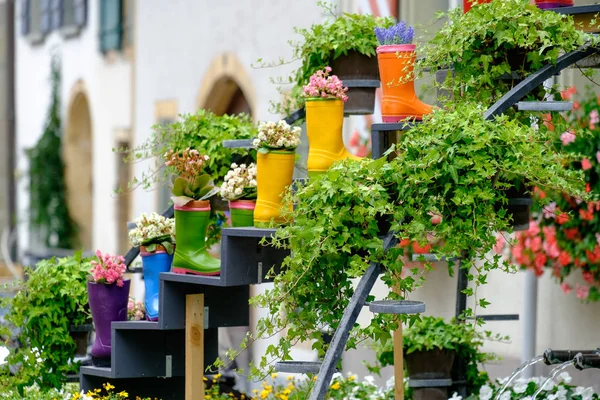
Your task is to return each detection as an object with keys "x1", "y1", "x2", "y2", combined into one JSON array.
[
  {"x1": 40, "y1": 0, "x2": 51, "y2": 34},
  {"x1": 73, "y1": 0, "x2": 87, "y2": 27},
  {"x1": 99, "y1": 0, "x2": 123, "y2": 52},
  {"x1": 50, "y1": 0, "x2": 62, "y2": 30},
  {"x1": 20, "y1": 0, "x2": 30, "y2": 35}
]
